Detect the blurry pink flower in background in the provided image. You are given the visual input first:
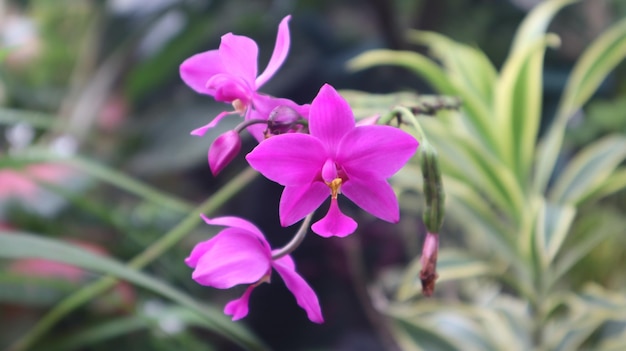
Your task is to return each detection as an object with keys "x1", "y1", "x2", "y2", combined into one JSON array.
[
  {"x1": 7, "y1": 237, "x2": 135, "y2": 310},
  {"x1": 8, "y1": 240, "x2": 107, "y2": 282},
  {"x1": 0, "y1": 163, "x2": 72, "y2": 201}
]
